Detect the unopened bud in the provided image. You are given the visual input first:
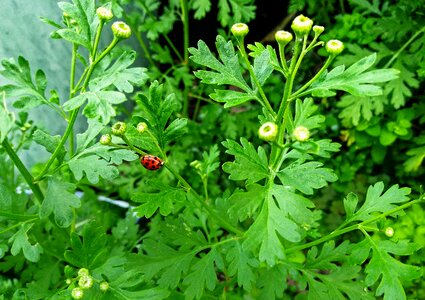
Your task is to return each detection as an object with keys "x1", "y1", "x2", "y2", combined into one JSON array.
[
  {"x1": 291, "y1": 15, "x2": 313, "y2": 36},
  {"x1": 259, "y1": 122, "x2": 278, "y2": 142},
  {"x1": 326, "y1": 39, "x2": 344, "y2": 56},
  {"x1": 293, "y1": 126, "x2": 310, "y2": 142}
]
